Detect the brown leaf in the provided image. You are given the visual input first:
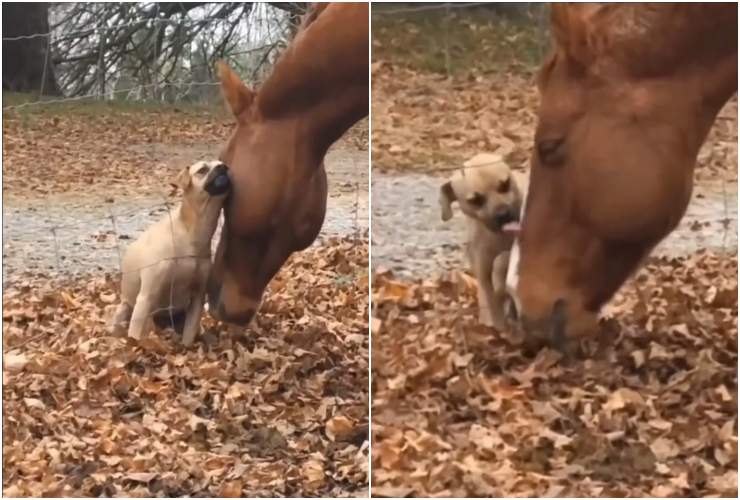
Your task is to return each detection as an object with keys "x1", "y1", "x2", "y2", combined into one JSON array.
[{"x1": 326, "y1": 415, "x2": 356, "y2": 442}]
